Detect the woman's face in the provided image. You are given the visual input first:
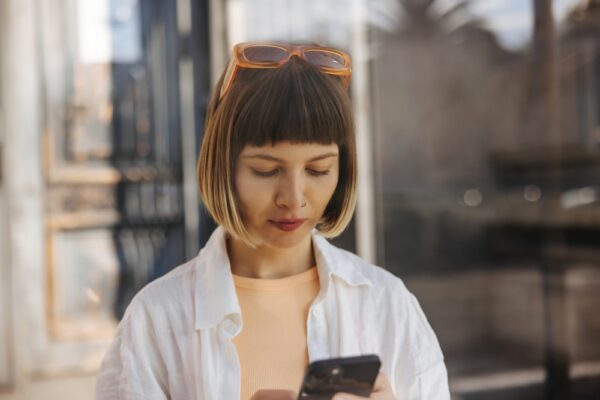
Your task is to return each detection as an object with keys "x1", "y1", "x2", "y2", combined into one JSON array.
[{"x1": 235, "y1": 141, "x2": 340, "y2": 248}]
